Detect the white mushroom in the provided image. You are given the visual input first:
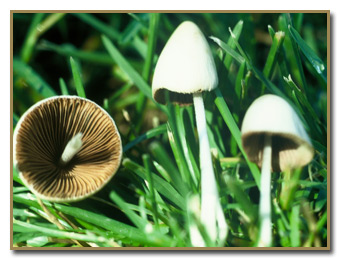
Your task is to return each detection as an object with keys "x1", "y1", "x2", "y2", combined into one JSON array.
[
  {"x1": 152, "y1": 21, "x2": 227, "y2": 245},
  {"x1": 241, "y1": 94, "x2": 314, "y2": 246},
  {"x1": 13, "y1": 96, "x2": 122, "y2": 203}
]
